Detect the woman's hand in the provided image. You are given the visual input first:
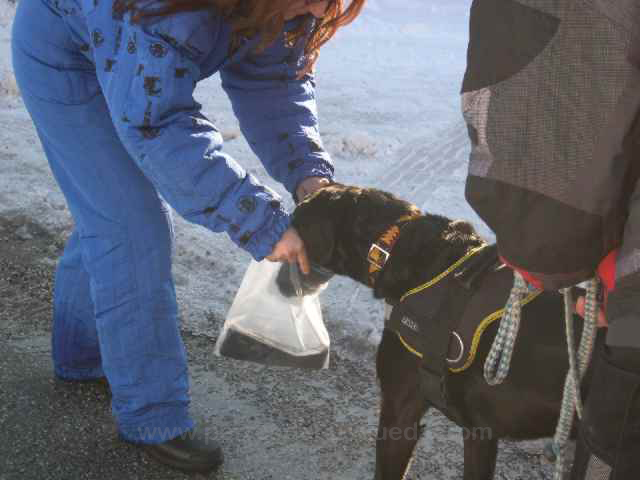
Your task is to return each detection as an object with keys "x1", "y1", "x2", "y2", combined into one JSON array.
[
  {"x1": 285, "y1": 0, "x2": 330, "y2": 21},
  {"x1": 267, "y1": 227, "x2": 311, "y2": 275},
  {"x1": 296, "y1": 176, "x2": 331, "y2": 203},
  {"x1": 268, "y1": 177, "x2": 330, "y2": 272}
]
